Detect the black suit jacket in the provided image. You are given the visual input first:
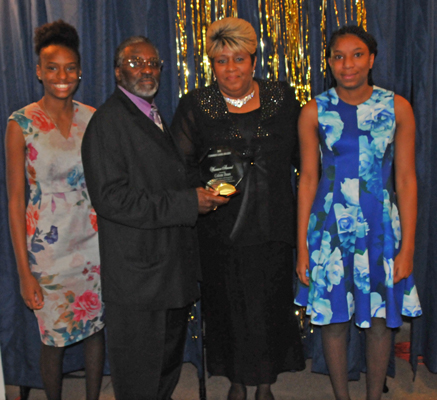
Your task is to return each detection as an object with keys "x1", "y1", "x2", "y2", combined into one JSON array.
[{"x1": 82, "y1": 87, "x2": 200, "y2": 310}]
